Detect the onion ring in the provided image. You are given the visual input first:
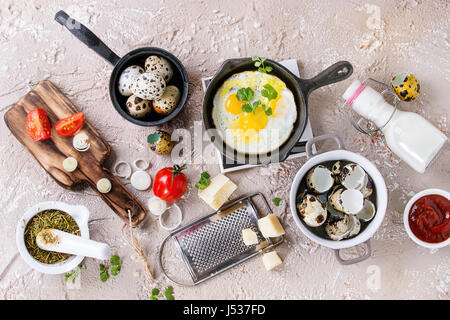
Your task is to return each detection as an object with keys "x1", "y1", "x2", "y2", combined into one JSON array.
[
  {"x1": 113, "y1": 161, "x2": 132, "y2": 179},
  {"x1": 159, "y1": 203, "x2": 183, "y2": 231},
  {"x1": 133, "y1": 159, "x2": 149, "y2": 171}
]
